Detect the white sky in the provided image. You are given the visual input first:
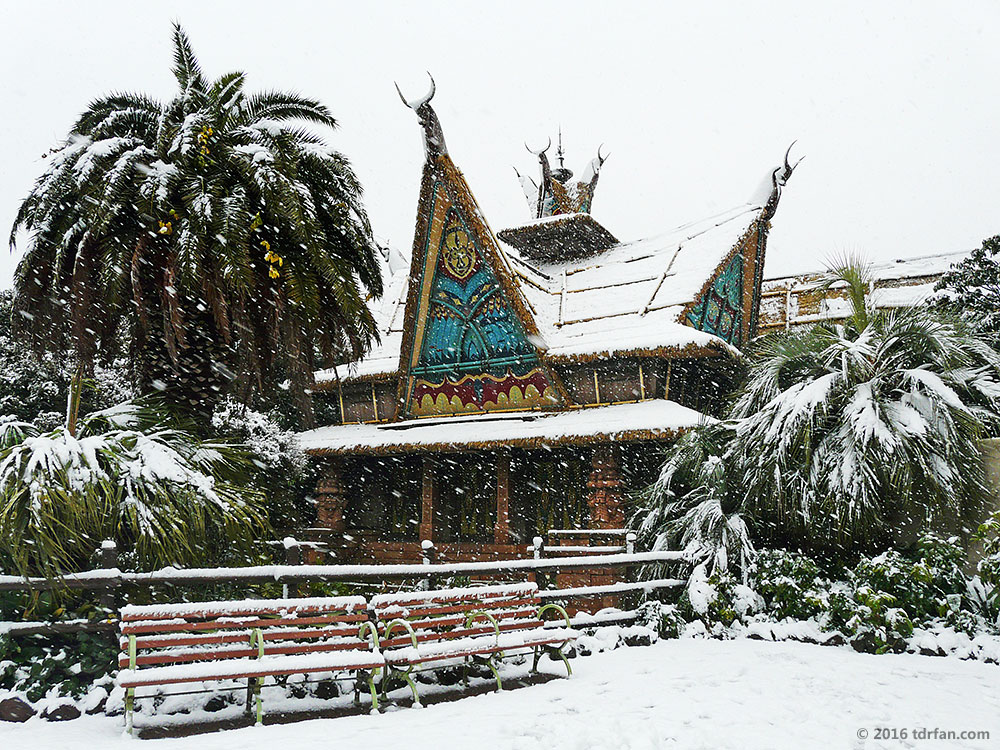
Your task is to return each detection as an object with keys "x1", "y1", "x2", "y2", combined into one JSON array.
[{"x1": 2, "y1": 1, "x2": 999, "y2": 291}]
